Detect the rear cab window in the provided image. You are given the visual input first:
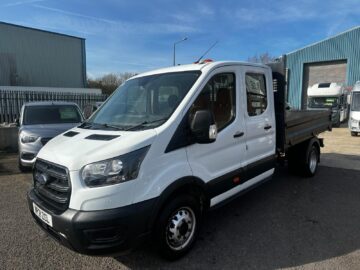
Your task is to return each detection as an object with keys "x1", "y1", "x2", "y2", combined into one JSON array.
[{"x1": 245, "y1": 73, "x2": 268, "y2": 116}]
